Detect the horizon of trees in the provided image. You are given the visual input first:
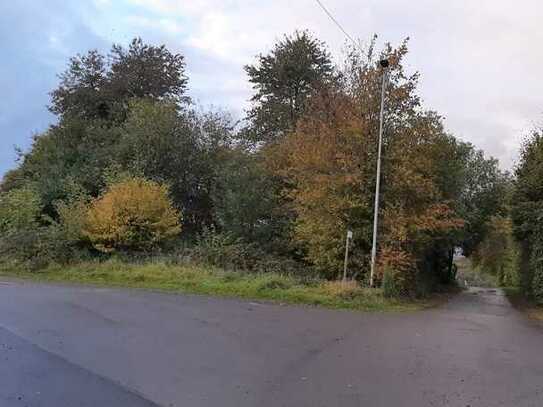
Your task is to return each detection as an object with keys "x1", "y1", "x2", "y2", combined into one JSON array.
[{"x1": 0, "y1": 32, "x2": 514, "y2": 297}]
